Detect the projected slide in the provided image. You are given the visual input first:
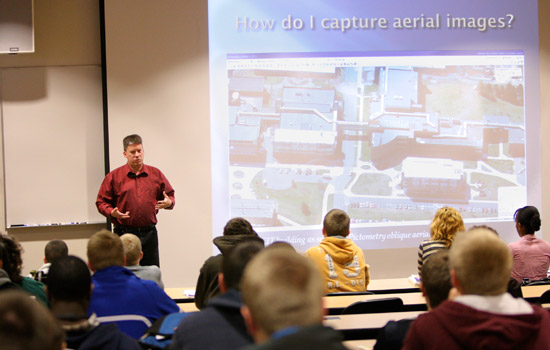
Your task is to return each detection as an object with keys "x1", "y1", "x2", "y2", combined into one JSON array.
[{"x1": 209, "y1": 0, "x2": 539, "y2": 249}]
